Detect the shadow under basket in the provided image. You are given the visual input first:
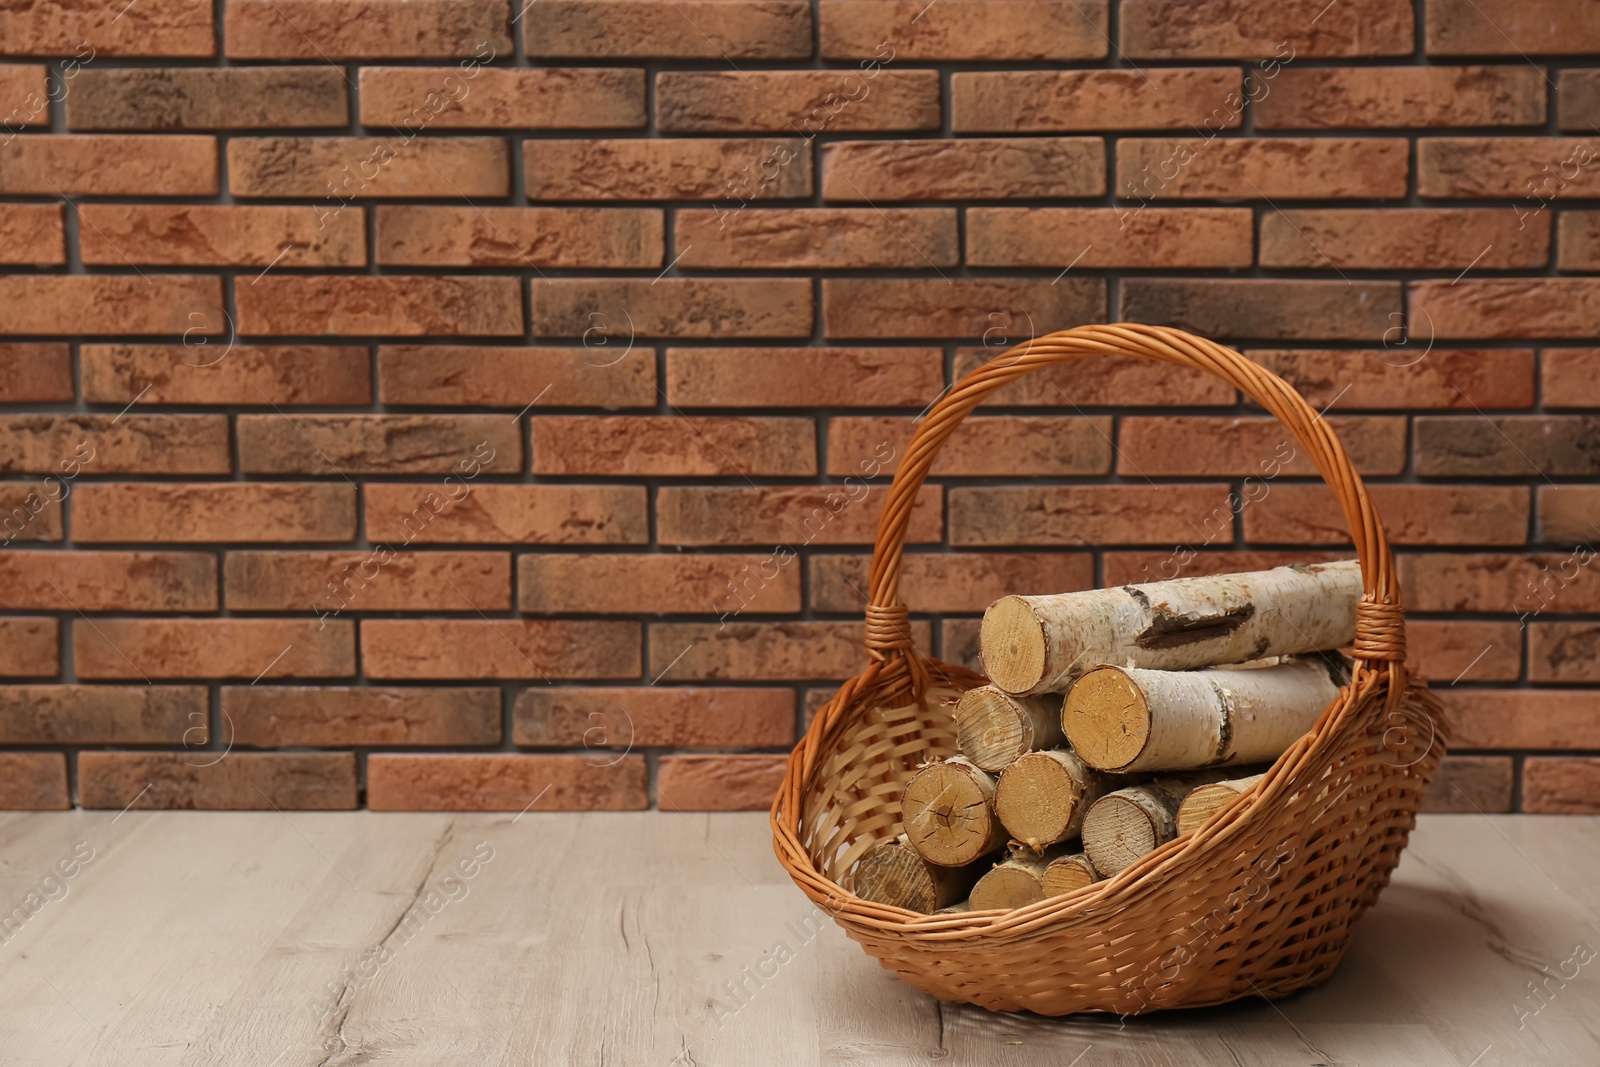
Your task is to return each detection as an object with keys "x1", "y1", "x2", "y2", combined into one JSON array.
[{"x1": 770, "y1": 323, "x2": 1448, "y2": 1016}]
